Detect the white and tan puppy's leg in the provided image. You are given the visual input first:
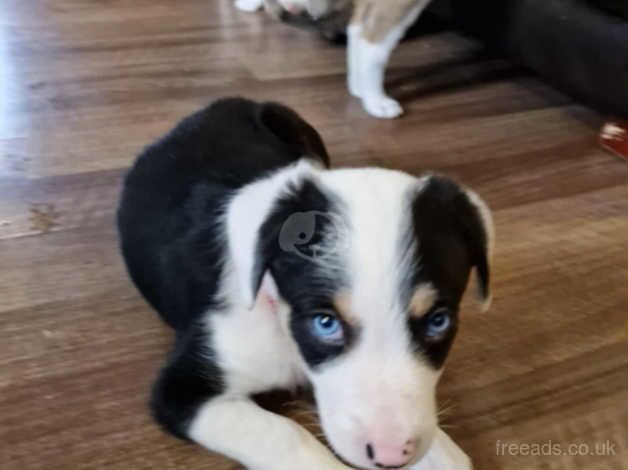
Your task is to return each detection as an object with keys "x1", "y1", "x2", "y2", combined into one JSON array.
[
  {"x1": 347, "y1": 23, "x2": 363, "y2": 98},
  {"x1": 411, "y1": 428, "x2": 473, "y2": 470},
  {"x1": 235, "y1": 0, "x2": 264, "y2": 12},
  {"x1": 190, "y1": 398, "x2": 352, "y2": 470},
  {"x1": 348, "y1": 0, "x2": 432, "y2": 118}
]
